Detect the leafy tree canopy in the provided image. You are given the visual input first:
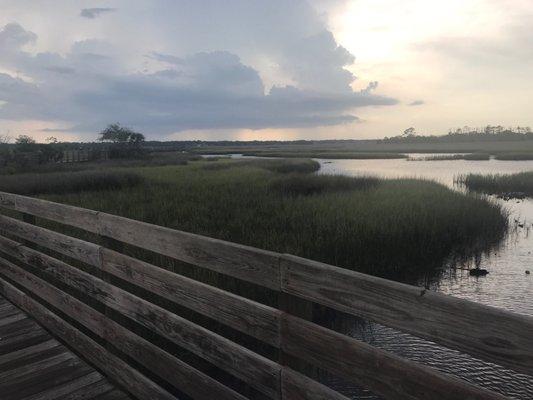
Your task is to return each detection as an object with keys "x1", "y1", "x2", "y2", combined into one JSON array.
[{"x1": 98, "y1": 123, "x2": 145, "y2": 144}]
